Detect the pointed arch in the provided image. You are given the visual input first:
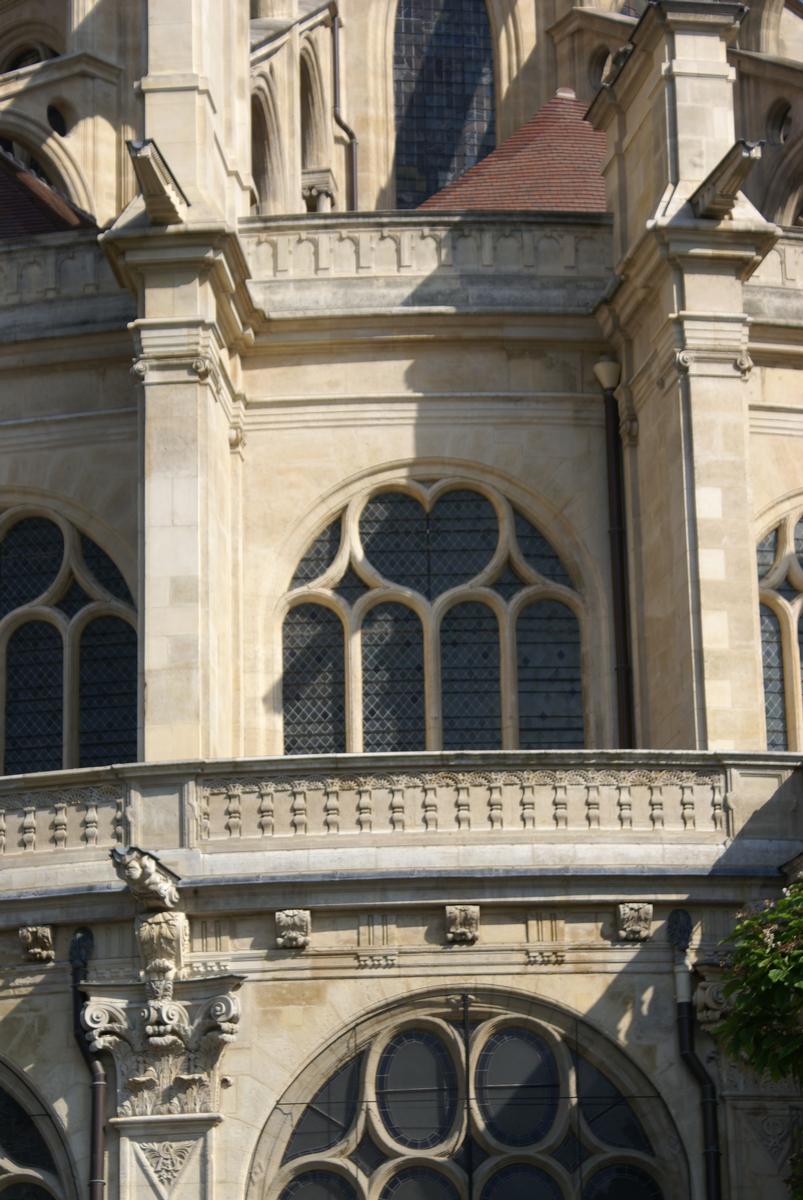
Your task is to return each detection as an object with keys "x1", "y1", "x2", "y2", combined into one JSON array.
[{"x1": 0, "y1": 1055, "x2": 80, "y2": 1200}]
